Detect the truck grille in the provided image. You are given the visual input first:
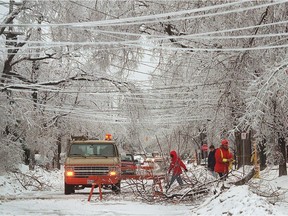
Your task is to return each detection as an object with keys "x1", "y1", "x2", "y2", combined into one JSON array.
[{"x1": 73, "y1": 166, "x2": 110, "y2": 177}]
